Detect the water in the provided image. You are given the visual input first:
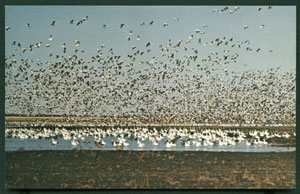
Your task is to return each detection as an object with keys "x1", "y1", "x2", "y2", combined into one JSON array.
[{"x1": 5, "y1": 135, "x2": 295, "y2": 152}]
